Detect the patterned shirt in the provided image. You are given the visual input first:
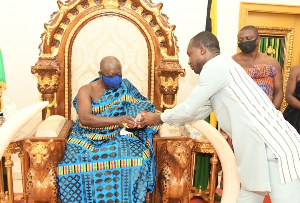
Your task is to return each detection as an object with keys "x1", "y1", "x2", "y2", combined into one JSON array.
[{"x1": 245, "y1": 64, "x2": 277, "y2": 101}]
